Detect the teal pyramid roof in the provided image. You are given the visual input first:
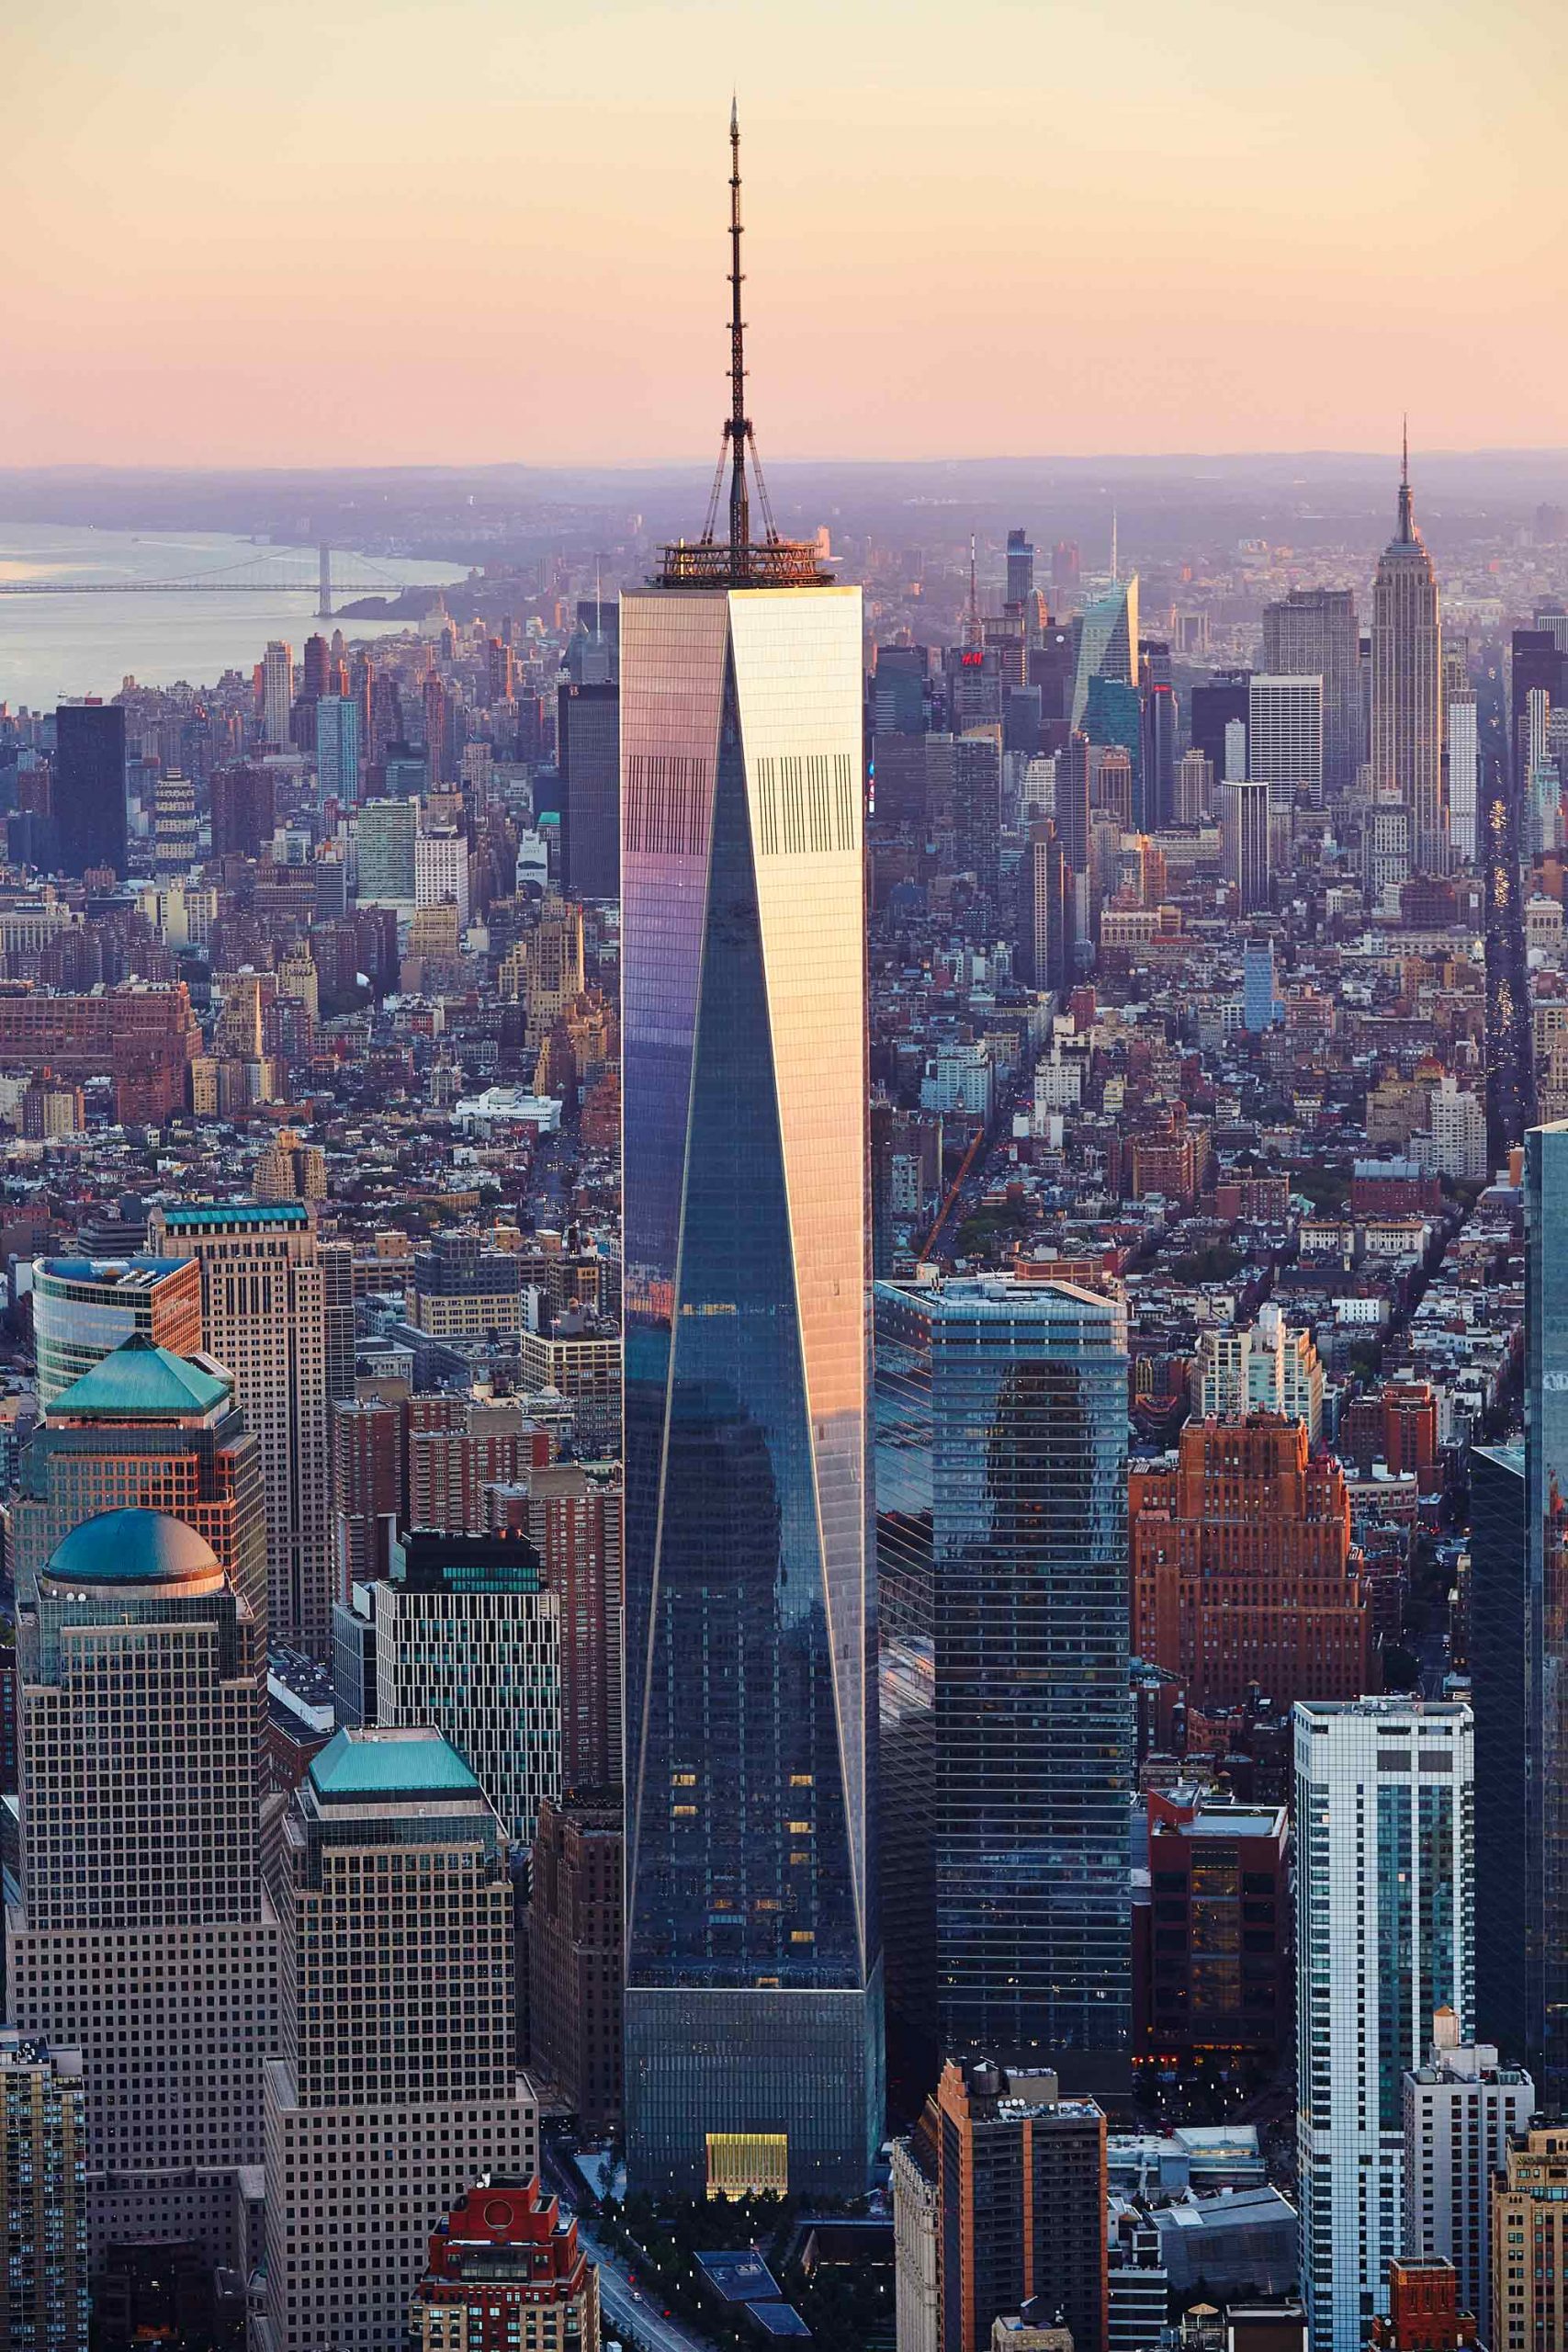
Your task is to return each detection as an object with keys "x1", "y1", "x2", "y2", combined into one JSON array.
[
  {"x1": 51, "y1": 1332, "x2": 230, "y2": 1420},
  {"x1": 309, "y1": 1728, "x2": 483, "y2": 1802}
]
